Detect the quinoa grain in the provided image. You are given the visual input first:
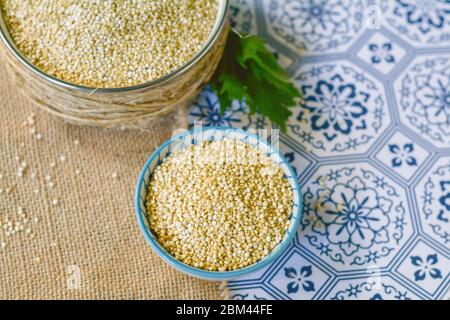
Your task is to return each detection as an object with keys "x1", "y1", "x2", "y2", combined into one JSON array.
[
  {"x1": 1, "y1": 0, "x2": 219, "y2": 88},
  {"x1": 146, "y1": 140, "x2": 293, "y2": 271}
]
